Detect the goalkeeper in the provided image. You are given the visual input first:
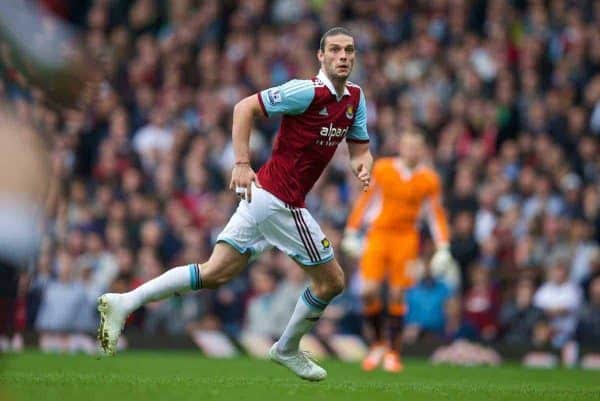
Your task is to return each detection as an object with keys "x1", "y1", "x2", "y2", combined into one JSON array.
[{"x1": 342, "y1": 128, "x2": 457, "y2": 373}]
